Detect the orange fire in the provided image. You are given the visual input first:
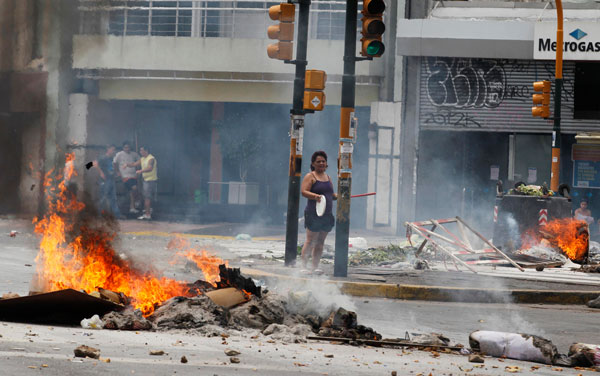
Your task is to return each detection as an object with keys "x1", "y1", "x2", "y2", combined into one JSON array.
[
  {"x1": 522, "y1": 218, "x2": 588, "y2": 261},
  {"x1": 33, "y1": 154, "x2": 227, "y2": 316}
]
